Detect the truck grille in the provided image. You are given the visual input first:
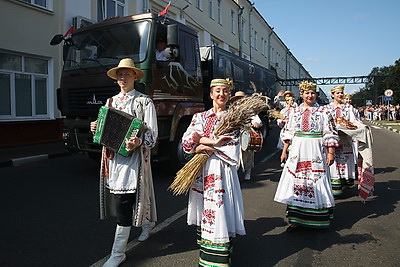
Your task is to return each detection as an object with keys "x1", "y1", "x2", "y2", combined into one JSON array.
[{"x1": 67, "y1": 87, "x2": 118, "y2": 116}]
